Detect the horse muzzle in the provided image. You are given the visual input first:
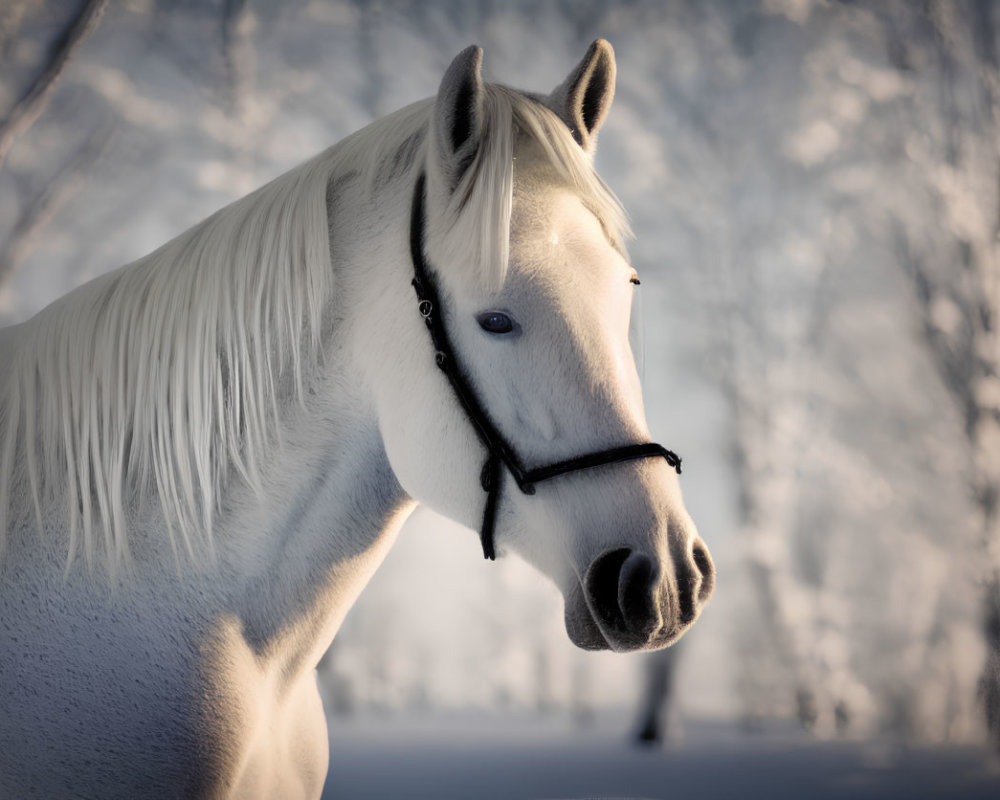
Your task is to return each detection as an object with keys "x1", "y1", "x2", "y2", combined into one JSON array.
[{"x1": 565, "y1": 539, "x2": 715, "y2": 652}]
